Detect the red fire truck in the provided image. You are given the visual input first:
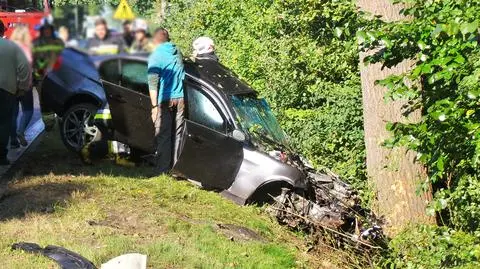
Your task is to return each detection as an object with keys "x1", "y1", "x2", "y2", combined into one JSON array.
[{"x1": 0, "y1": 0, "x2": 50, "y2": 38}]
